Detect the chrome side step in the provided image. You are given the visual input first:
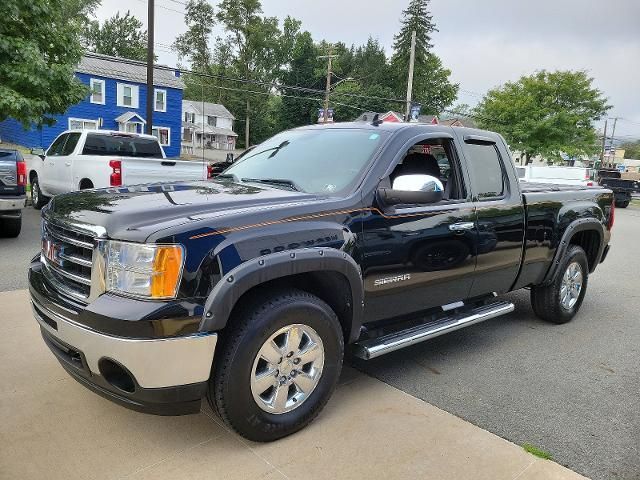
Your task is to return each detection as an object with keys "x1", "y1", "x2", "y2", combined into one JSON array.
[{"x1": 352, "y1": 301, "x2": 514, "y2": 360}]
